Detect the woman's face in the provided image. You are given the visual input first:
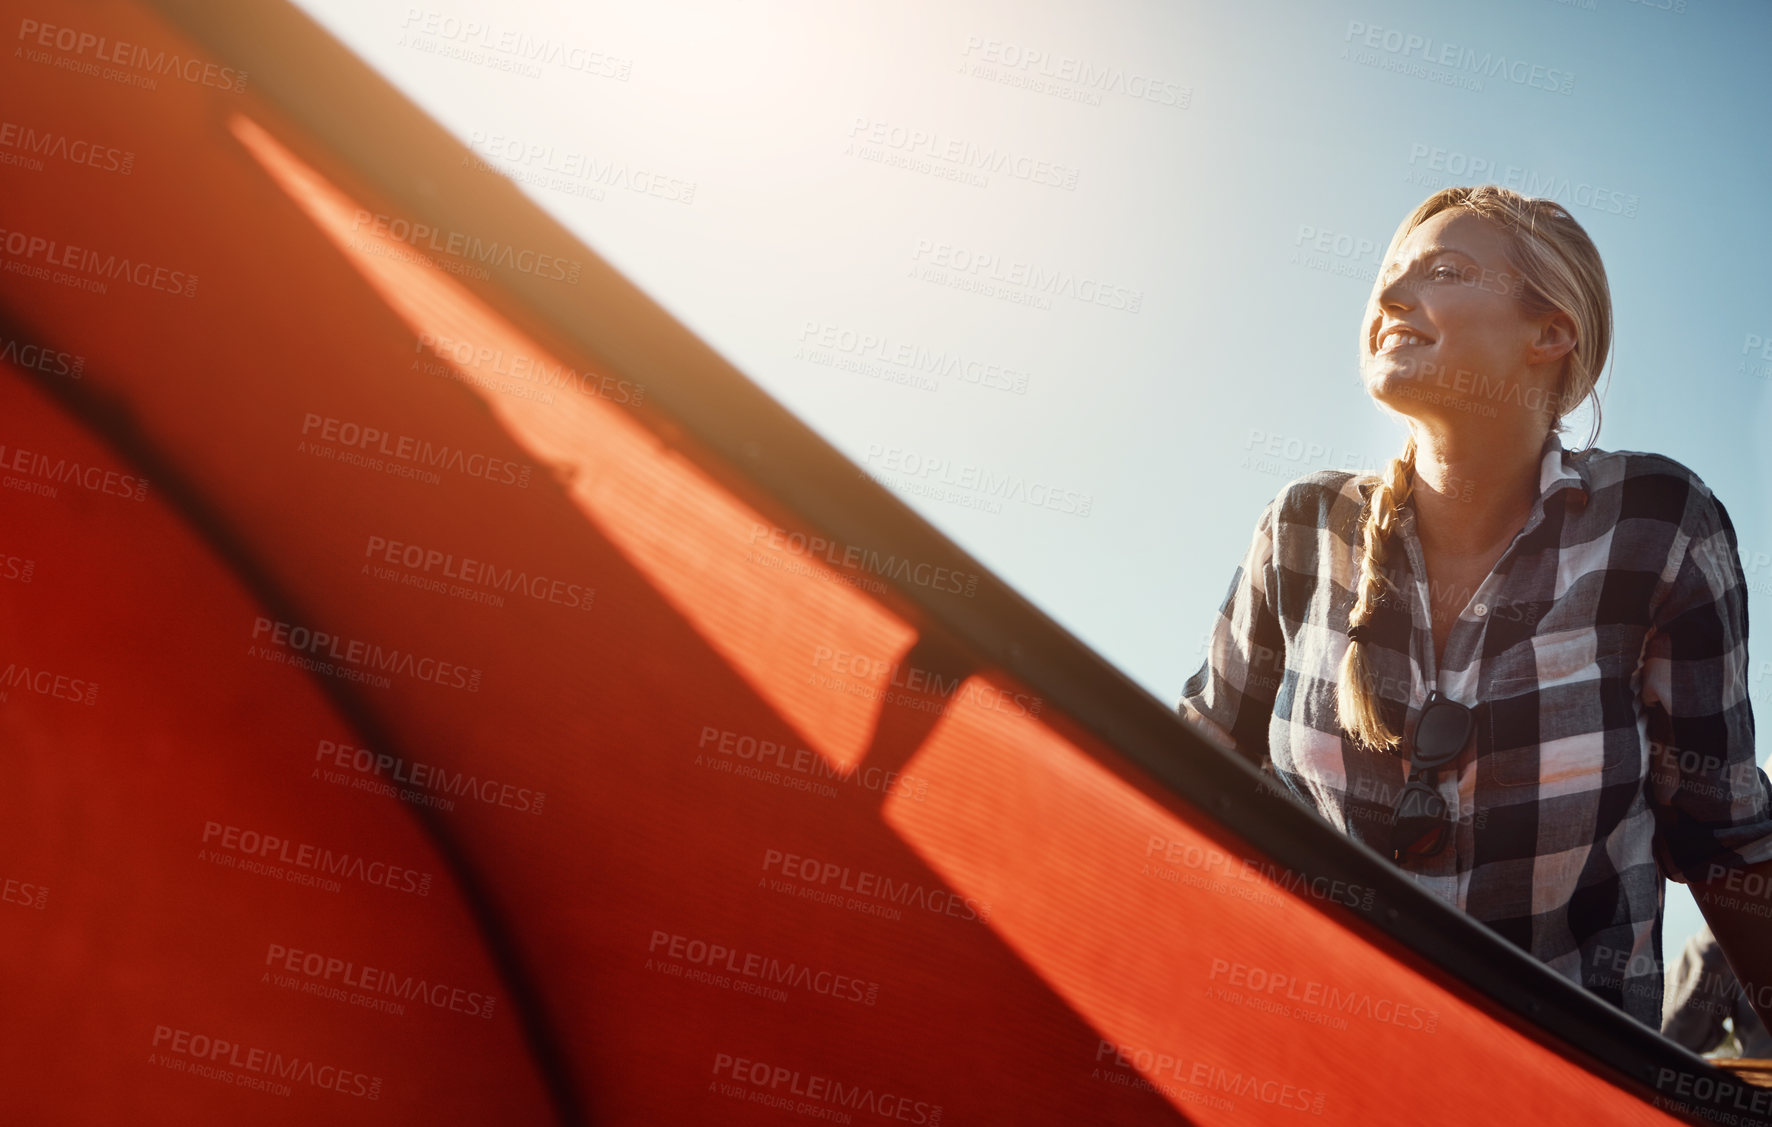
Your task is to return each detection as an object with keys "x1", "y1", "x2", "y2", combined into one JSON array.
[{"x1": 1361, "y1": 210, "x2": 1571, "y2": 428}]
